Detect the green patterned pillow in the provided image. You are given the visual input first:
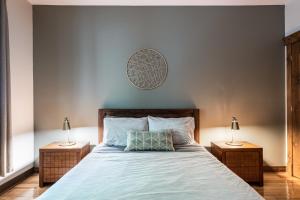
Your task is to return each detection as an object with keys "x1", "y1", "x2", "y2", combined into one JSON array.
[{"x1": 124, "y1": 130, "x2": 175, "y2": 151}]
